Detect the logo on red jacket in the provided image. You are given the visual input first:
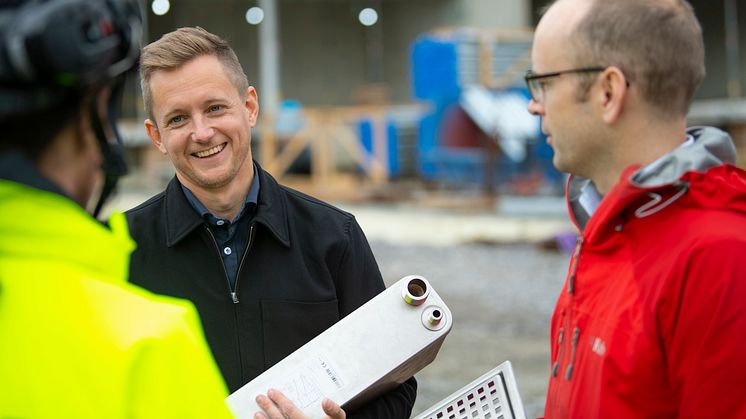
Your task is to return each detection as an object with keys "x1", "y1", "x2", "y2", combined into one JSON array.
[{"x1": 591, "y1": 336, "x2": 606, "y2": 356}]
